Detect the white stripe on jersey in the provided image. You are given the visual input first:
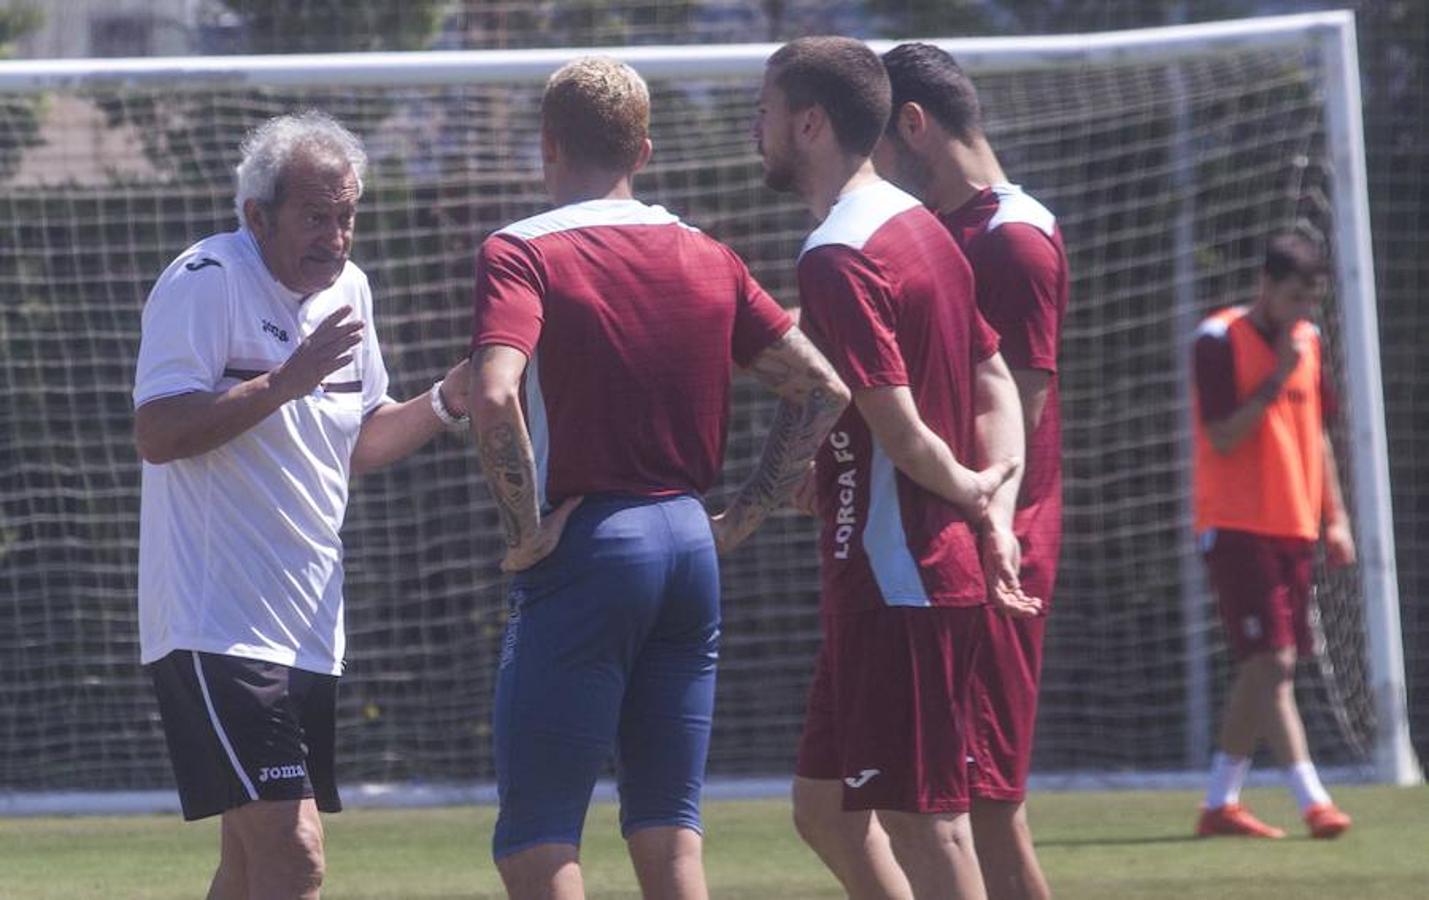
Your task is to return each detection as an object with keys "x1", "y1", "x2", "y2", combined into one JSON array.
[
  {"x1": 1195, "y1": 308, "x2": 1241, "y2": 340},
  {"x1": 524, "y1": 351, "x2": 550, "y2": 511},
  {"x1": 800, "y1": 180, "x2": 922, "y2": 259},
  {"x1": 865, "y1": 442, "x2": 932, "y2": 607},
  {"x1": 498, "y1": 197, "x2": 694, "y2": 241},
  {"x1": 987, "y1": 183, "x2": 1057, "y2": 237}
]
